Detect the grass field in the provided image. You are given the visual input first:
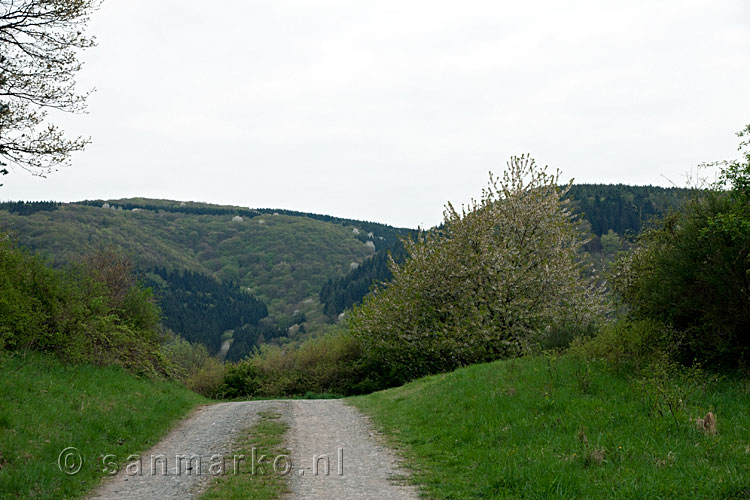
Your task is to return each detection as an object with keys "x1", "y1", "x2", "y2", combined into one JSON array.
[
  {"x1": 0, "y1": 352, "x2": 207, "y2": 500},
  {"x1": 351, "y1": 355, "x2": 750, "y2": 499}
]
